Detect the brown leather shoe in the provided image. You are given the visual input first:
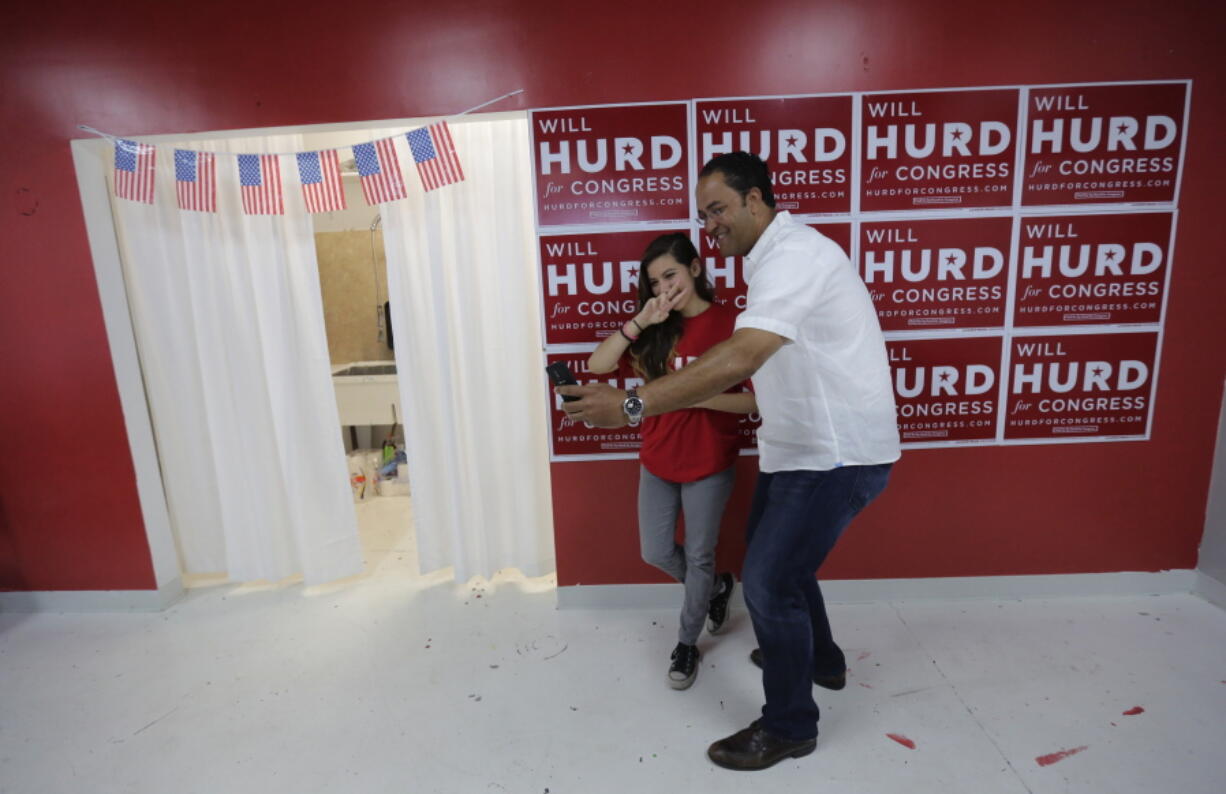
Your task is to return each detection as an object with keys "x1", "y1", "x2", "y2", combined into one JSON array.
[
  {"x1": 749, "y1": 648, "x2": 847, "y2": 690},
  {"x1": 707, "y1": 722, "x2": 817, "y2": 770}
]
